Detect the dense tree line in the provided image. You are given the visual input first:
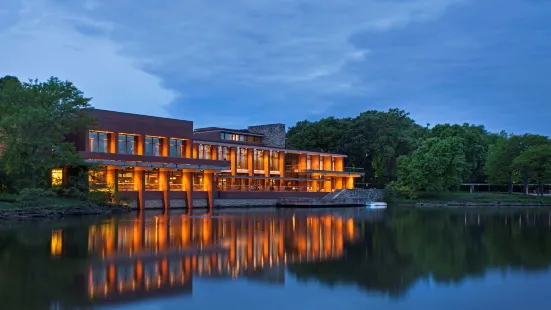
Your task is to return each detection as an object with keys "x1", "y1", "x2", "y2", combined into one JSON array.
[{"x1": 287, "y1": 110, "x2": 551, "y2": 196}]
